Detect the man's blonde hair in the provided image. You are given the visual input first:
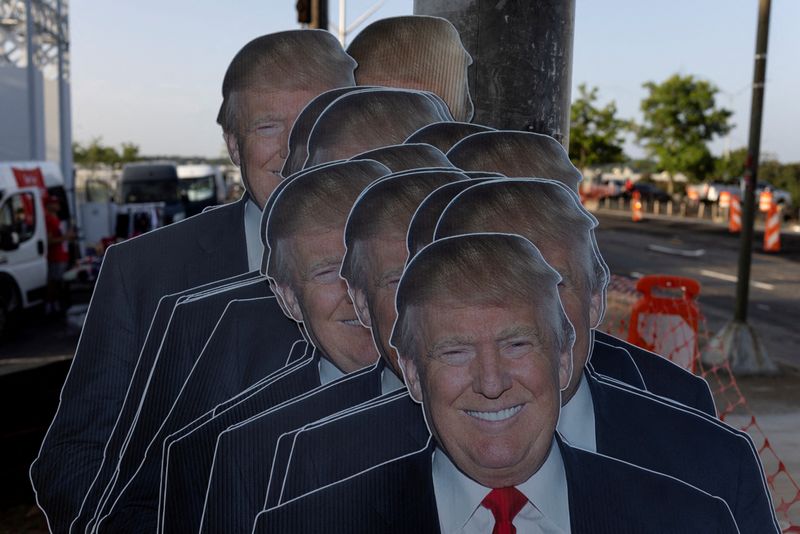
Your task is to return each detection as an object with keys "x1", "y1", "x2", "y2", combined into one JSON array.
[
  {"x1": 348, "y1": 16, "x2": 474, "y2": 122},
  {"x1": 447, "y1": 131, "x2": 583, "y2": 191},
  {"x1": 217, "y1": 30, "x2": 356, "y2": 134},
  {"x1": 350, "y1": 143, "x2": 453, "y2": 173}
]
